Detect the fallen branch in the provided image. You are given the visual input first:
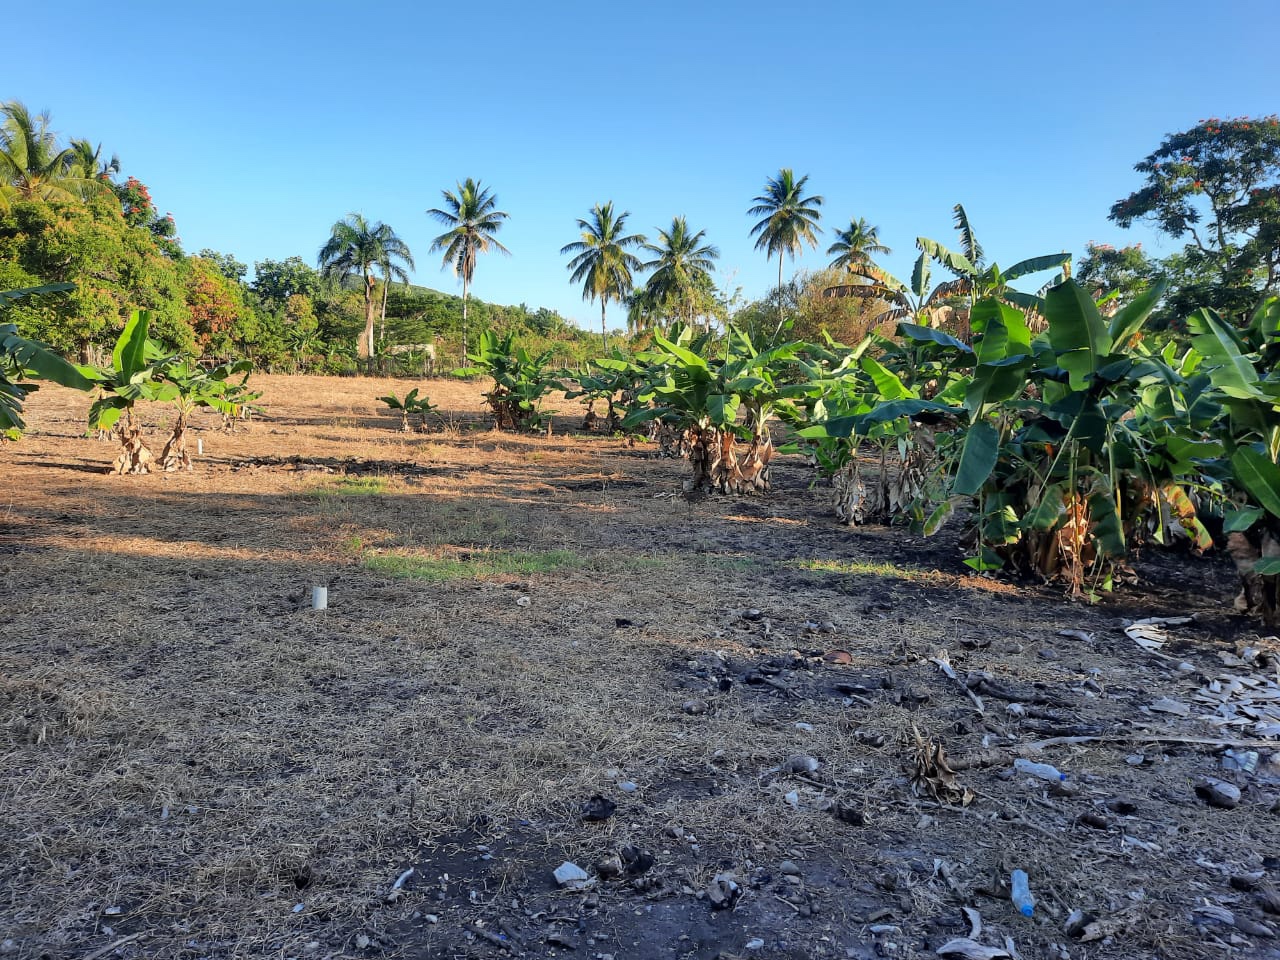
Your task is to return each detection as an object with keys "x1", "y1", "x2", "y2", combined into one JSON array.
[
  {"x1": 1026, "y1": 733, "x2": 1278, "y2": 751},
  {"x1": 82, "y1": 933, "x2": 146, "y2": 960}
]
